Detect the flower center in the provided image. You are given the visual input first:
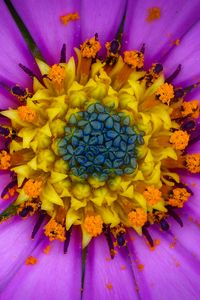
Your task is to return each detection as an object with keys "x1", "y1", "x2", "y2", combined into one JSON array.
[
  {"x1": 58, "y1": 103, "x2": 143, "y2": 181},
  {"x1": 0, "y1": 35, "x2": 199, "y2": 252}
]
